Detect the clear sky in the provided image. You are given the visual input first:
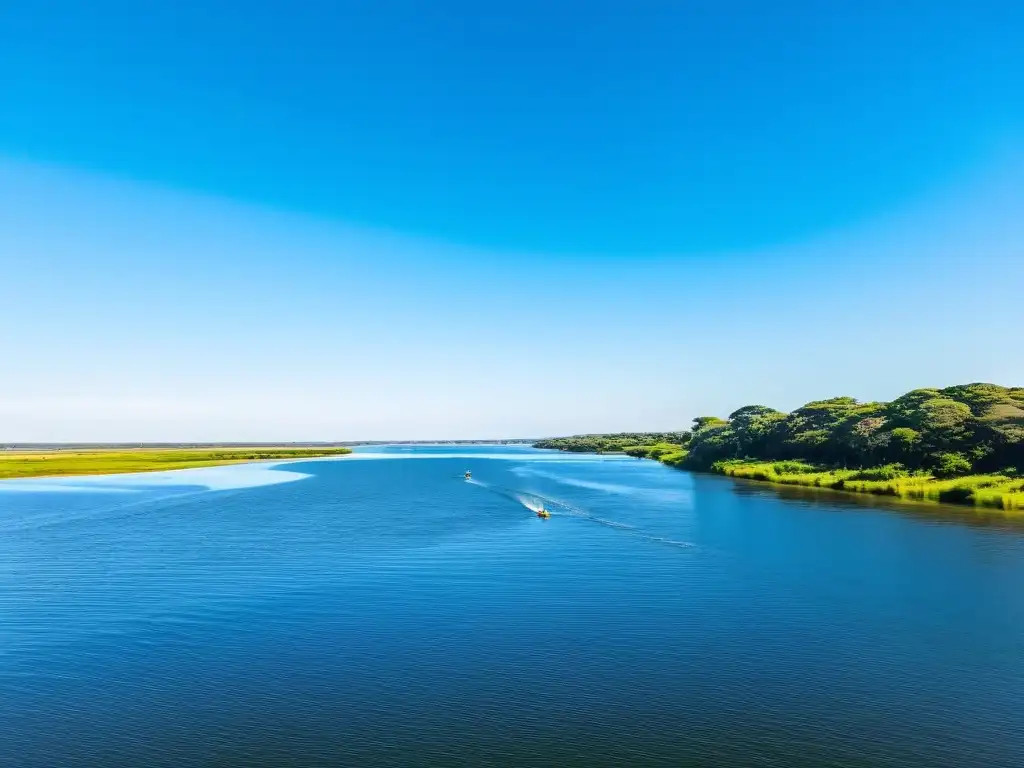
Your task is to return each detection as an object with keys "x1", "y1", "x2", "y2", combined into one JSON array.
[{"x1": 1, "y1": 1, "x2": 1022, "y2": 441}]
